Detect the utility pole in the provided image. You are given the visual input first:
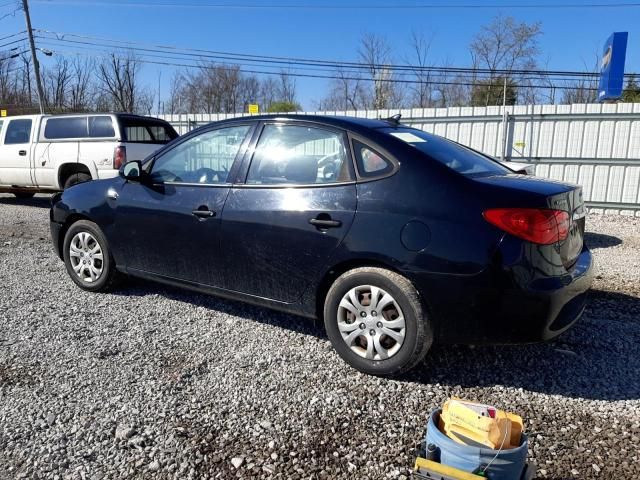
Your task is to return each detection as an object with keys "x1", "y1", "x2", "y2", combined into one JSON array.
[{"x1": 21, "y1": 0, "x2": 45, "y2": 114}]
